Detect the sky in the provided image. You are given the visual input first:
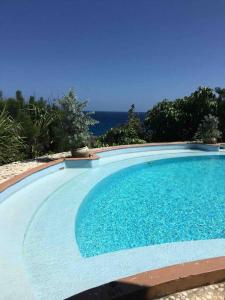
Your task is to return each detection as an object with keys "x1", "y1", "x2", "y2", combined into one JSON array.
[{"x1": 1, "y1": 0, "x2": 225, "y2": 111}]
